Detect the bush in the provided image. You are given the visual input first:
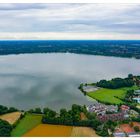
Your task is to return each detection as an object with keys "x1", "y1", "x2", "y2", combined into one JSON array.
[
  {"x1": 0, "y1": 119, "x2": 12, "y2": 137},
  {"x1": 134, "y1": 126, "x2": 140, "y2": 132},
  {"x1": 0, "y1": 105, "x2": 18, "y2": 115},
  {"x1": 96, "y1": 77, "x2": 134, "y2": 89}
]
